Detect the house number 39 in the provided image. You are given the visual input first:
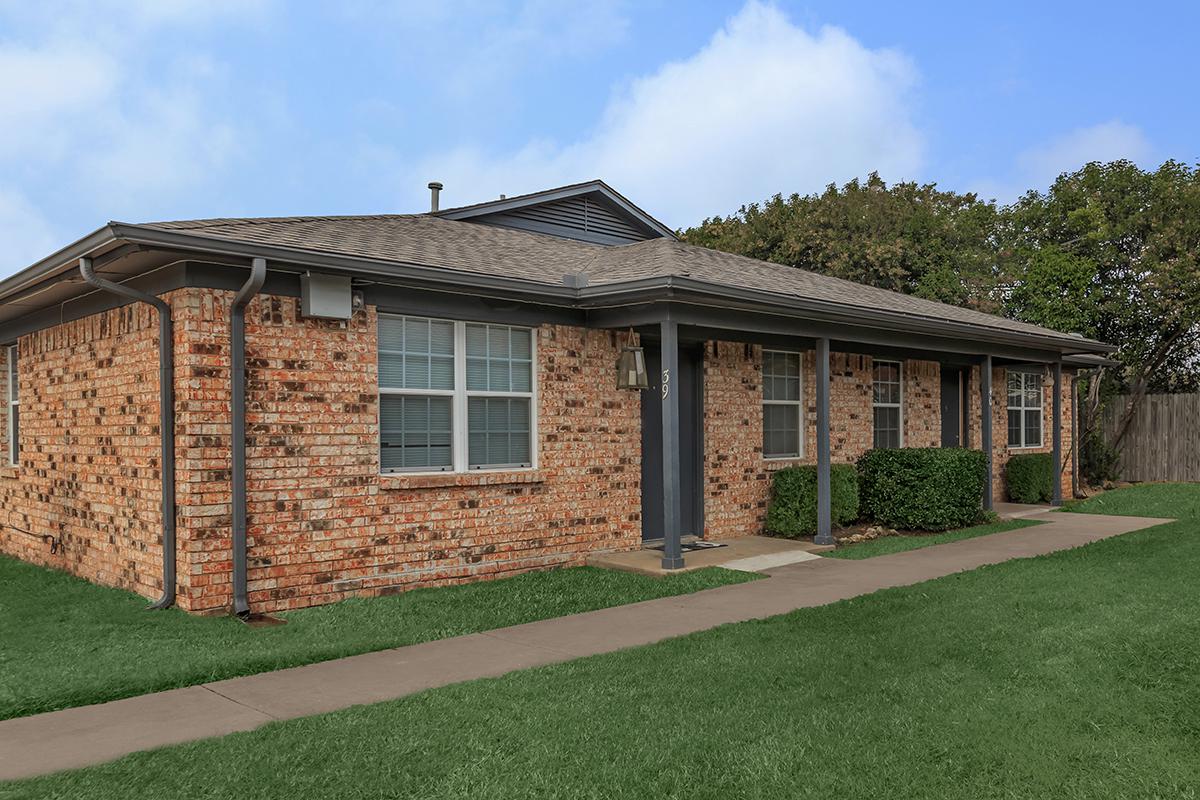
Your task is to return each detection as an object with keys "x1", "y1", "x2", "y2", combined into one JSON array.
[{"x1": 661, "y1": 368, "x2": 670, "y2": 400}]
